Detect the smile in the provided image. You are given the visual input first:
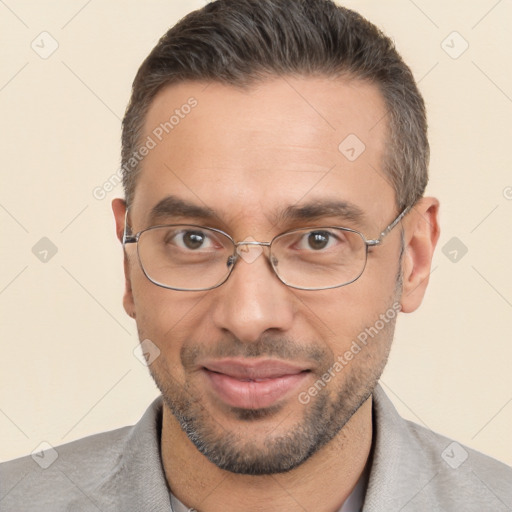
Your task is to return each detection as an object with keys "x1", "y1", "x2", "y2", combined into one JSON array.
[{"x1": 200, "y1": 358, "x2": 312, "y2": 410}]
